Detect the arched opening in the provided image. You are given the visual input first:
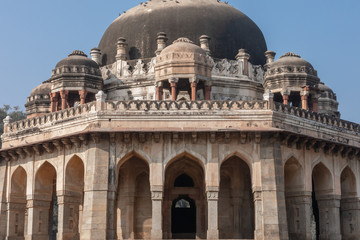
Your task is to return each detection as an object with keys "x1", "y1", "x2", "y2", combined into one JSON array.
[
  {"x1": 116, "y1": 156, "x2": 151, "y2": 239},
  {"x1": 64, "y1": 156, "x2": 85, "y2": 239},
  {"x1": 34, "y1": 161, "x2": 57, "y2": 240},
  {"x1": 284, "y1": 157, "x2": 307, "y2": 239},
  {"x1": 171, "y1": 196, "x2": 196, "y2": 239},
  {"x1": 340, "y1": 166, "x2": 358, "y2": 239},
  {"x1": 9, "y1": 166, "x2": 27, "y2": 239},
  {"x1": 164, "y1": 155, "x2": 205, "y2": 239},
  {"x1": 219, "y1": 156, "x2": 254, "y2": 239},
  {"x1": 312, "y1": 162, "x2": 334, "y2": 240}
]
